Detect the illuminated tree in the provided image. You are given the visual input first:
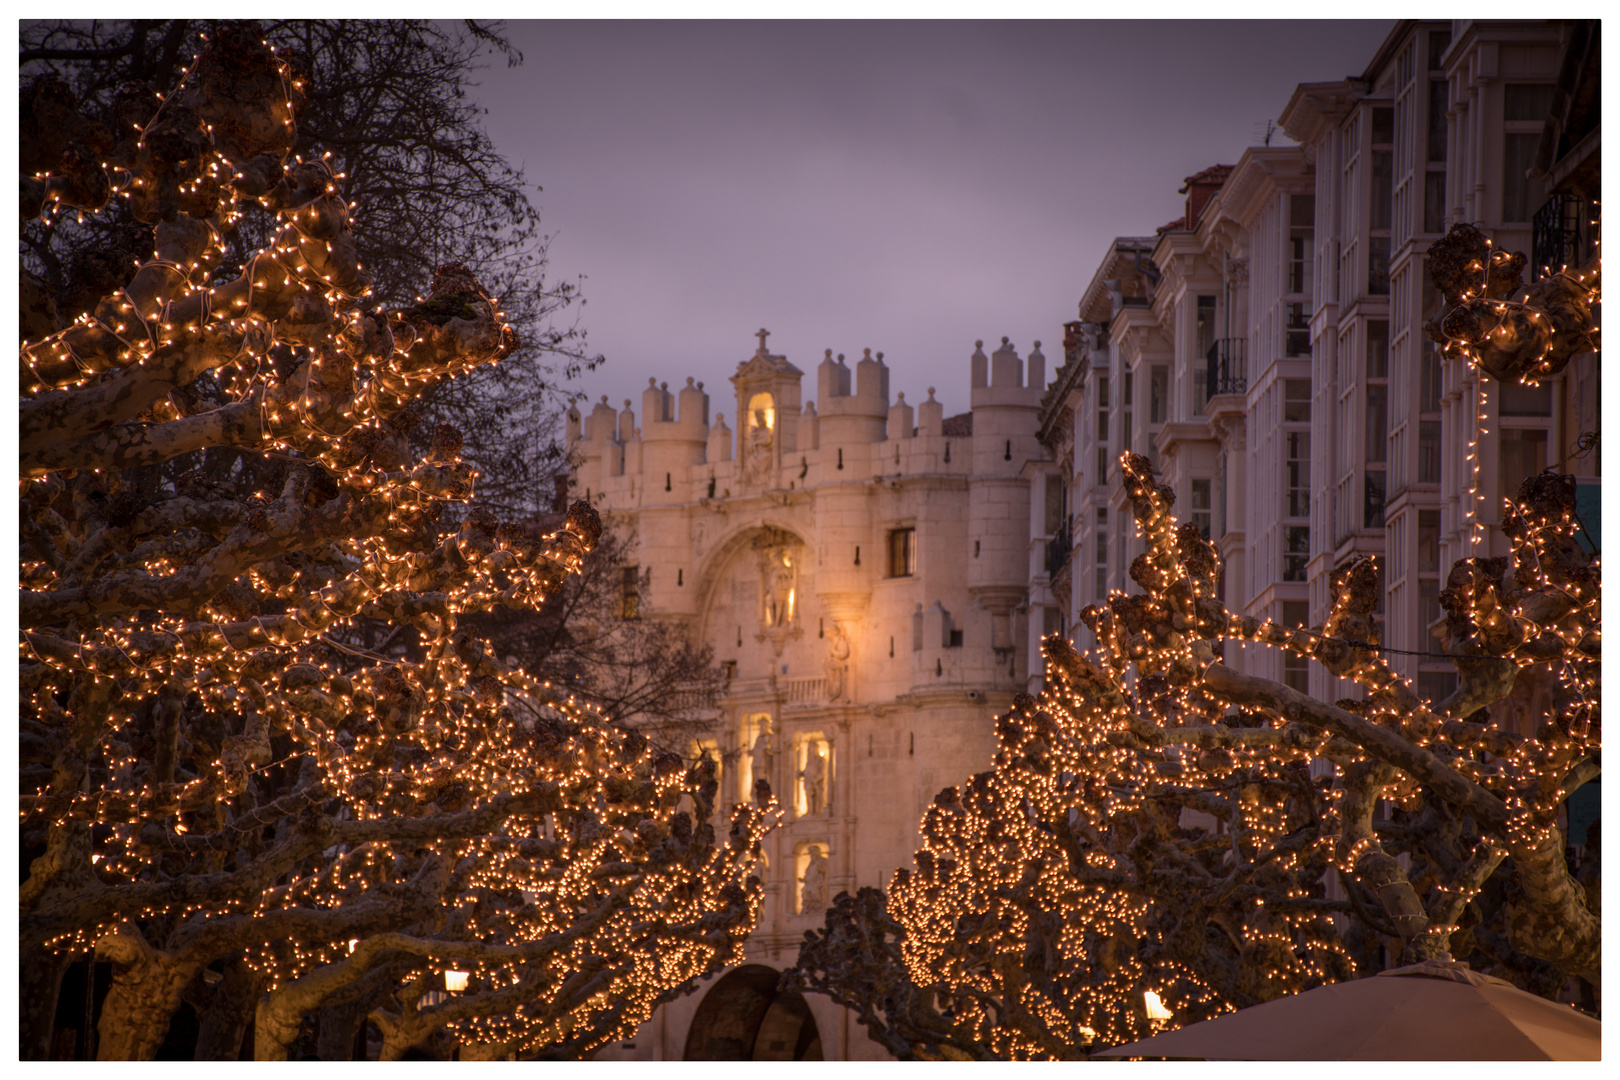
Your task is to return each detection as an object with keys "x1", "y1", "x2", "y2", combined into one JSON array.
[
  {"x1": 20, "y1": 18, "x2": 598, "y2": 523},
  {"x1": 887, "y1": 456, "x2": 1599, "y2": 1056},
  {"x1": 883, "y1": 224, "x2": 1599, "y2": 1056},
  {"x1": 784, "y1": 886, "x2": 997, "y2": 1061},
  {"x1": 19, "y1": 25, "x2": 769, "y2": 1061},
  {"x1": 469, "y1": 522, "x2": 726, "y2": 737}
]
